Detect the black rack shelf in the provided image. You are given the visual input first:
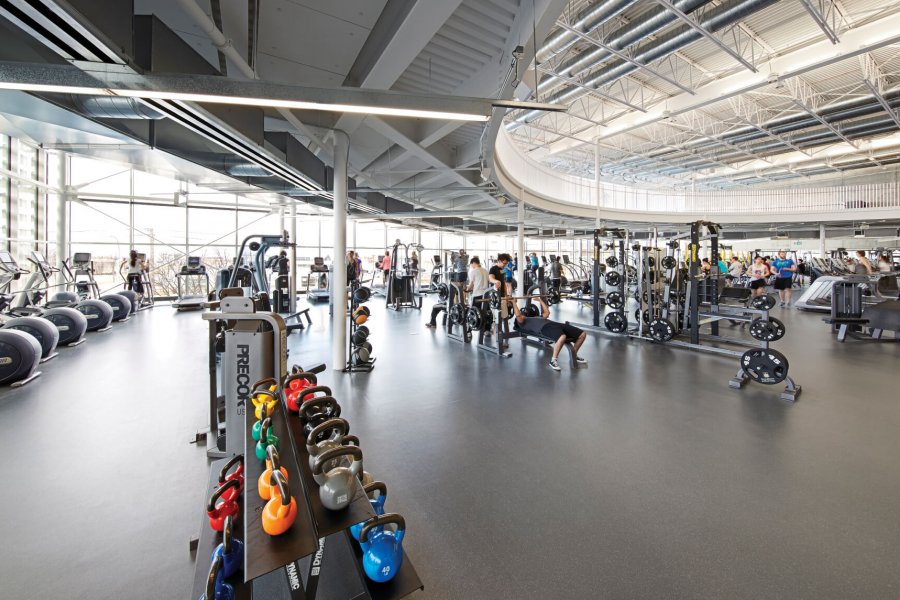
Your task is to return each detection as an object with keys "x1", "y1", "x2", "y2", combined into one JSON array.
[{"x1": 244, "y1": 400, "x2": 319, "y2": 582}]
